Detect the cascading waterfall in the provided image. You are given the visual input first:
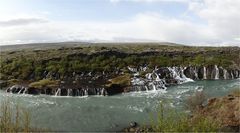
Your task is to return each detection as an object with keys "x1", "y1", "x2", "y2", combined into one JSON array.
[
  {"x1": 5, "y1": 65, "x2": 239, "y2": 97},
  {"x1": 168, "y1": 67, "x2": 193, "y2": 84},
  {"x1": 182, "y1": 67, "x2": 194, "y2": 82},
  {"x1": 67, "y1": 89, "x2": 73, "y2": 96},
  {"x1": 146, "y1": 73, "x2": 152, "y2": 80},
  {"x1": 55, "y1": 88, "x2": 61, "y2": 96},
  {"x1": 7, "y1": 86, "x2": 15, "y2": 93},
  {"x1": 214, "y1": 65, "x2": 219, "y2": 80},
  {"x1": 155, "y1": 73, "x2": 161, "y2": 81},
  {"x1": 231, "y1": 72, "x2": 234, "y2": 79},
  {"x1": 203, "y1": 66, "x2": 207, "y2": 79},
  {"x1": 23, "y1": 88, "x2": 27, "y2": 94},
  {"x1": 194, "y1": 67, "x2": 199, "y2": 79},
  {"x1": 168, "y1": 67, "x2": 182, "y2": 84},
  {"x1": 223, "y1": 69, "x2": 228, "y2": 79},
  {"x1": 152, "y1": 83, "x2": 157, "y2": 91},
  {"x1": 84, "y1": 89, "x2": 88, "y2": 96},
  {"x1": 100, "y1": 88, "x2": 107, "y2": 96},
  {"x1": 131, "y1": 70, "x2": 167, "y2": 92},
  {"x1": 18, "y1": 87, "x2": 24, "y2": 94},
  {"x1": 145, "y1": 86, "x2": 149, "y2": 92}
]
